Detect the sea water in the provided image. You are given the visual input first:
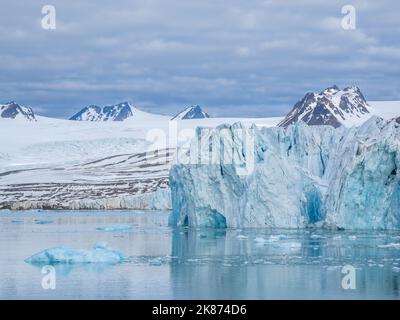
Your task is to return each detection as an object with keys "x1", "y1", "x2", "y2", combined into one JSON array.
[{"x1": 0, "y1": 210, "x2": 400, "y2": 299}]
